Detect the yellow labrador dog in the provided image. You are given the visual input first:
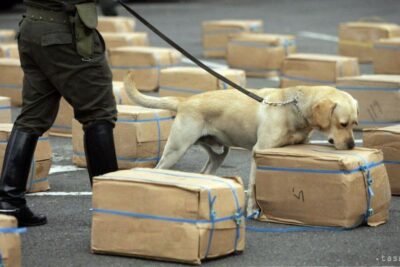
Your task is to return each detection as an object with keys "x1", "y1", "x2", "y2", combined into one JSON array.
[{"x1": 124, "y1": 74, "x2": 358, "y2": 214}]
